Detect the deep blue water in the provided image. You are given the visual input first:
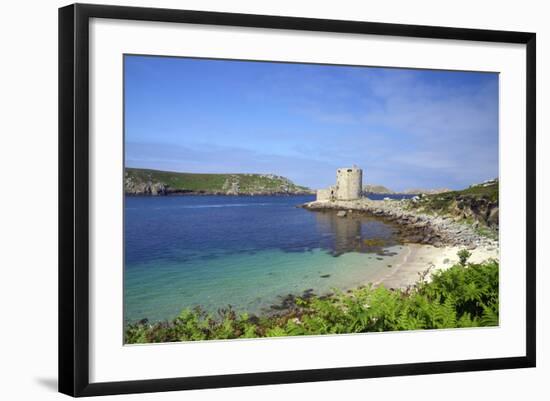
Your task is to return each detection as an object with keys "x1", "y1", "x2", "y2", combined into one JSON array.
[{"x1": 124, "y1": 195, "x2": 406, "y2": 322}]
